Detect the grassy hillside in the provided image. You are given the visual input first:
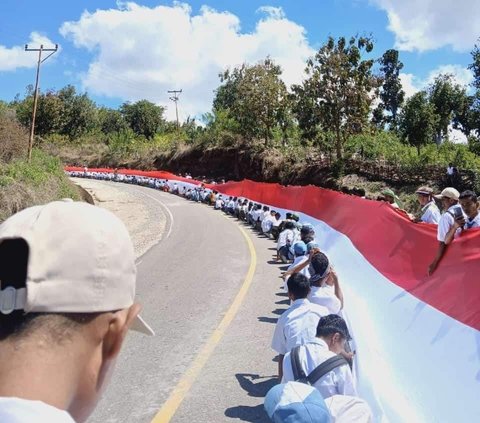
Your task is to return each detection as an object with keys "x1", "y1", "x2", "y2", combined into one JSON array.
[{"x1": 0, "y1": 115, "x2": 80, "y2": 222}]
